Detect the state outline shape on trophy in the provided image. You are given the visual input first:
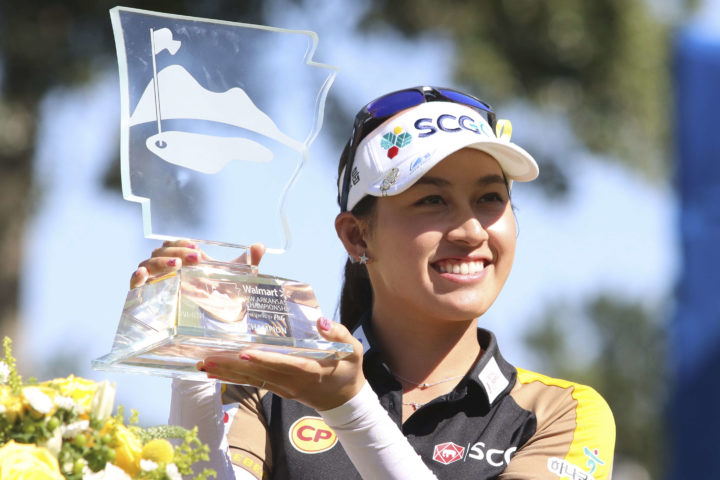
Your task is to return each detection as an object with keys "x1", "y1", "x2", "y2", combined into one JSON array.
[{"x1": 112, "y1": 6, "x2": 338, "y2": 252}]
